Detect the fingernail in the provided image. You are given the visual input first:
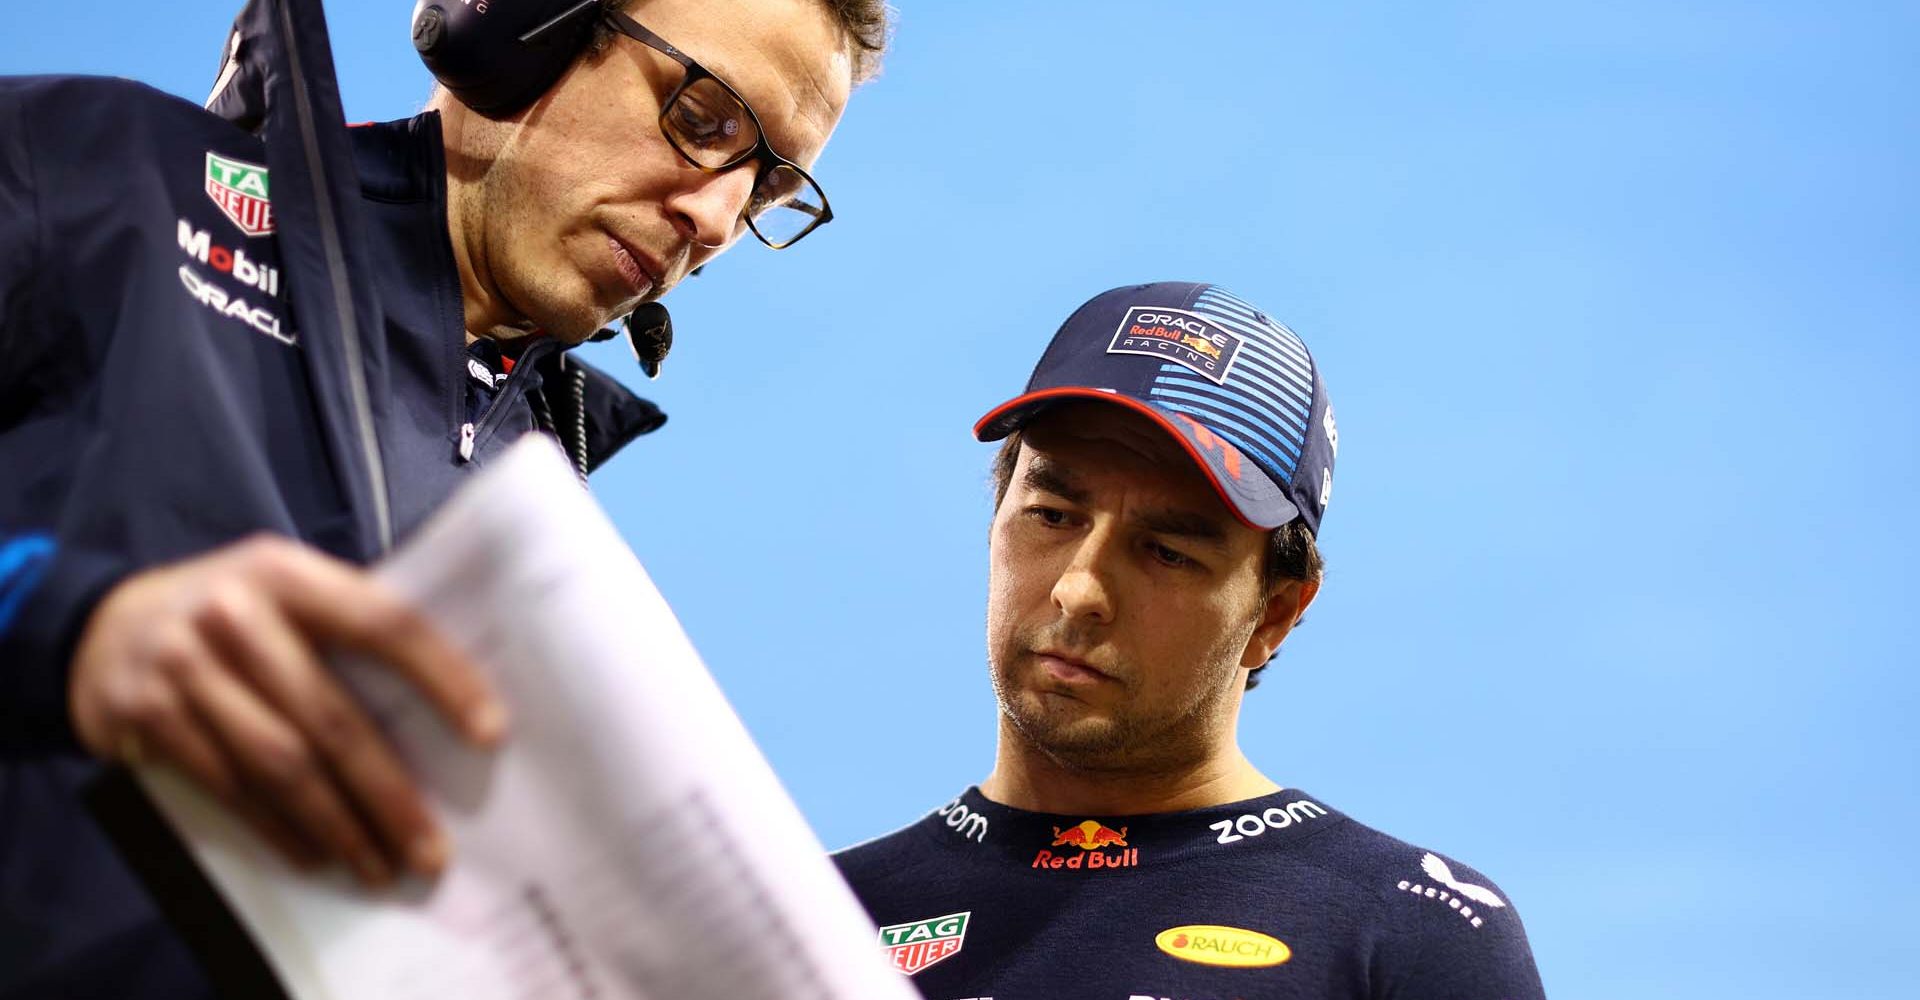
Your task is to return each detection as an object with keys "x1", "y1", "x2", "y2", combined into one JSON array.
[
  {"x1": 469, "y1": 702, "x2": 508, "y2": 744},
  {"x1": 410, "y1": 830, "x2": 449, "y2": 874}
]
